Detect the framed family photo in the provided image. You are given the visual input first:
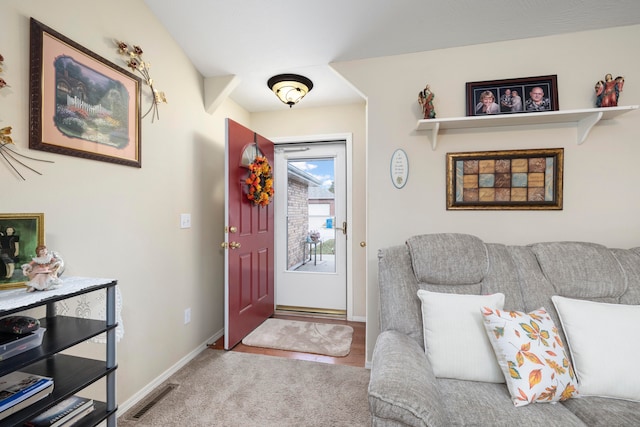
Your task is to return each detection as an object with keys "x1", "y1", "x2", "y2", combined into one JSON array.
[
  {"x1": 446, "y1": 148, "x2": 563, "y2": 211},
  {"x1": 0, "y1": 213, "x2": 45, "y2": 289},
  {"x1": 29, "y1": 18, "x2": 142, "y2": 168},
  {"x1": 466, "y1": 75, "x2": 559, "y2": 116}
]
